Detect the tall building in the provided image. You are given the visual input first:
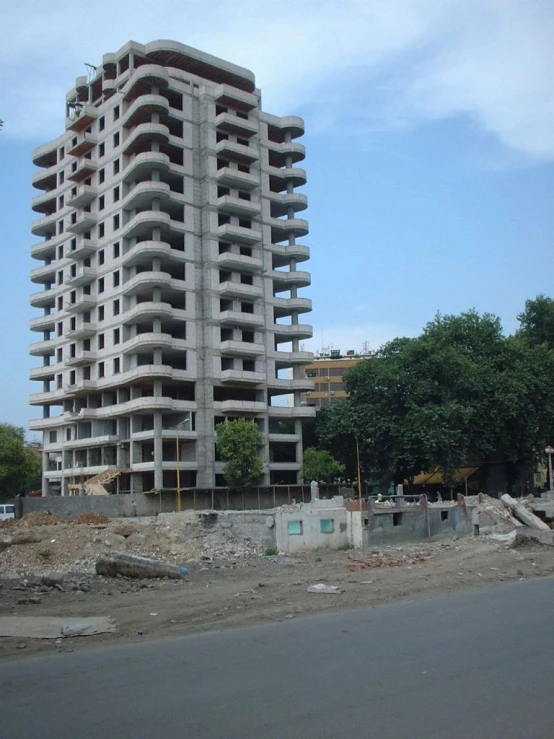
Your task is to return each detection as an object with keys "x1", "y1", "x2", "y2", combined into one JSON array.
[
  {"x1": 302, "y1": 351, "x2": 369, "y2": 408},
  {"x1": 30, "y1": 40, "x2": 314, "y2": 496}
]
